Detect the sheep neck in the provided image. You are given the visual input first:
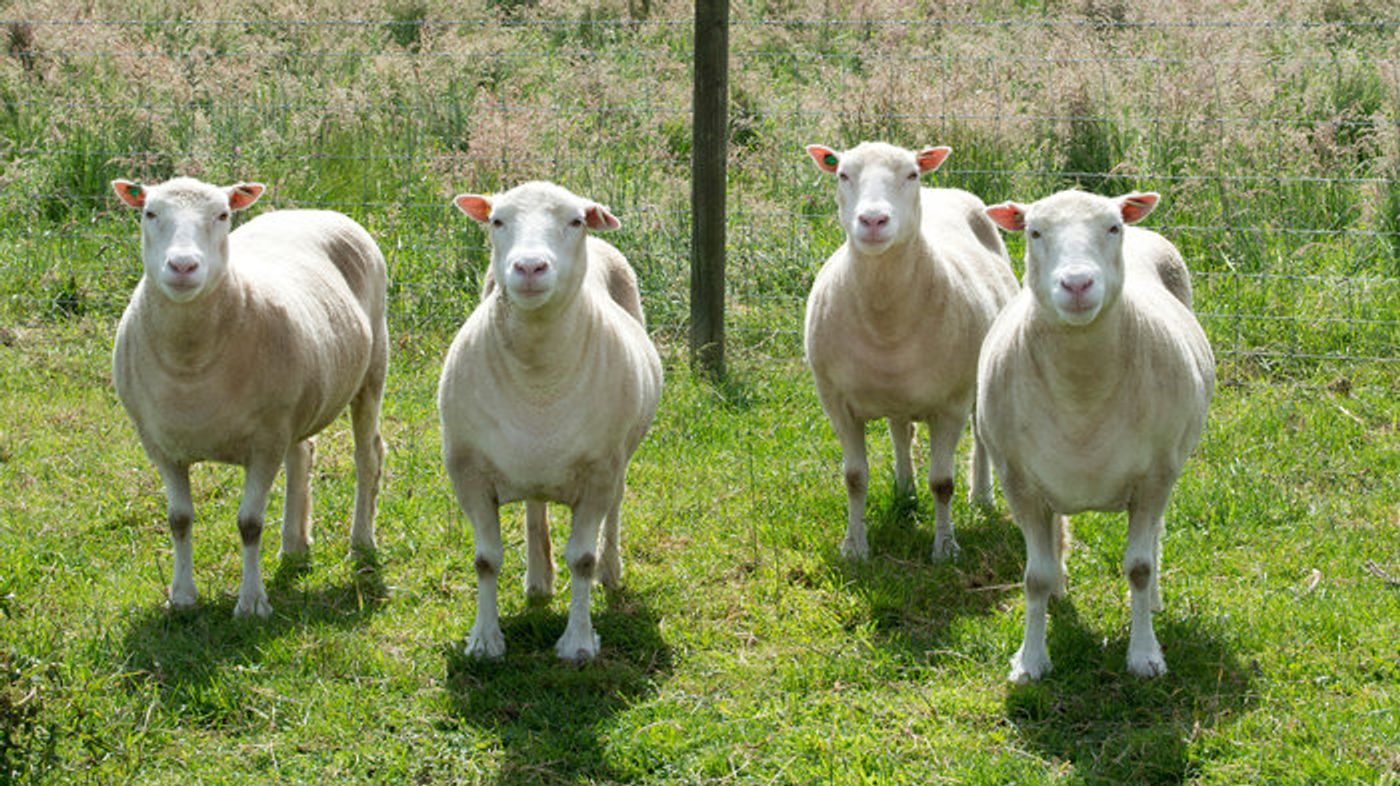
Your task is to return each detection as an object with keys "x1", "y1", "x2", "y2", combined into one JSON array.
[
  {"x1": 492, "y1": 289, "x2": 598, "y2": 385},
  {"x1": 847, "y1": 233, "x2": 943, "y2": 336},
  {"x1": 1027, "y1": 301, "x2": 1135, "y2": 403},
  {"x1": 135, "y1": 273, "x2": 244, "y2": 378}
]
